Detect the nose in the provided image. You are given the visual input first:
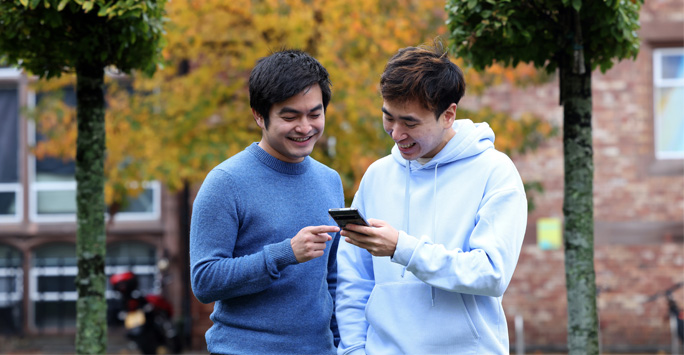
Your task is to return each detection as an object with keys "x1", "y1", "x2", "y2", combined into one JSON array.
[
  {"x1": 386, "y1": 122, "x2": 406, "y2": 141},
  {"x1": 295, "y1": 117, "x2": 312, "y2": 133}
]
